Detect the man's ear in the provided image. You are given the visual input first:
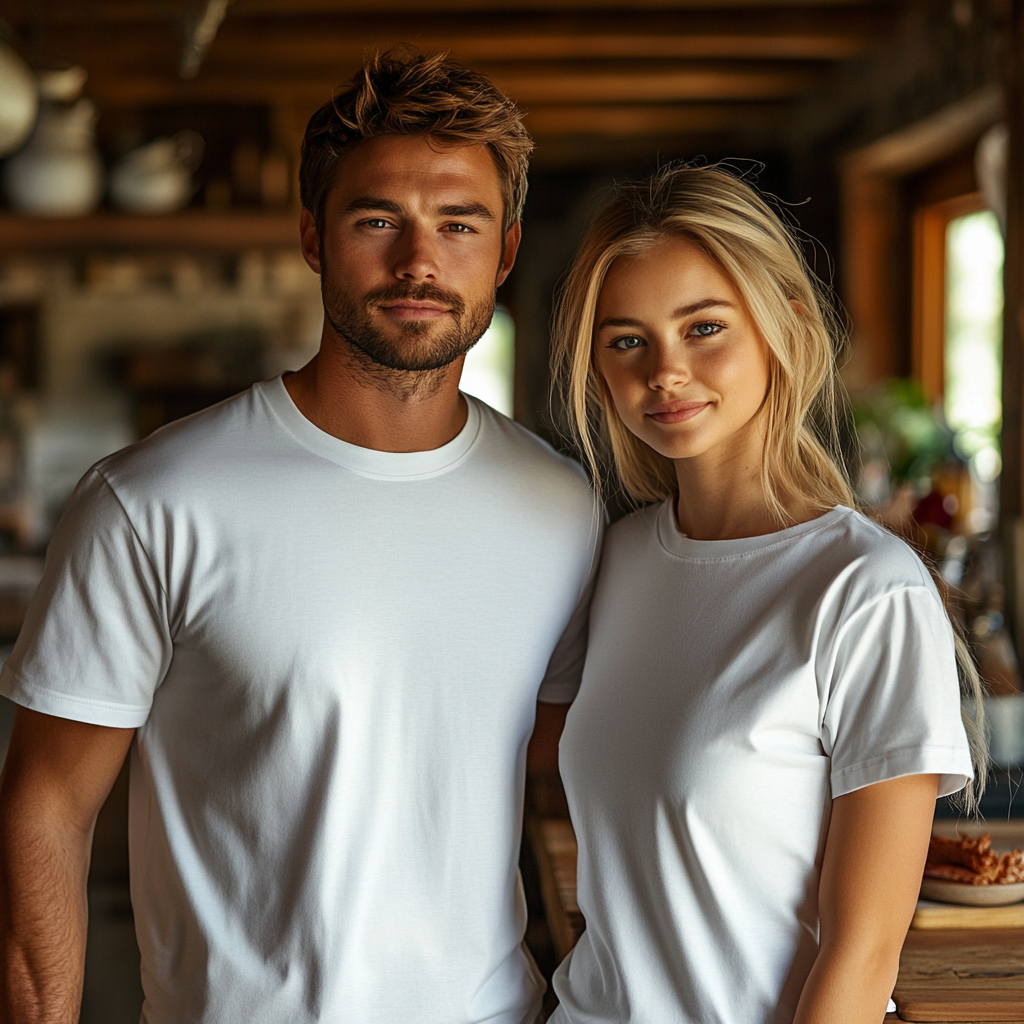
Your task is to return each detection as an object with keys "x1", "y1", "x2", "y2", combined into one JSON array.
[
  {"x1": 300, "y1": 208, "x2": 322, "y2": 275},
  {"x1": 496, "y1": 222, "x2": 522, "y2": 287}
]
